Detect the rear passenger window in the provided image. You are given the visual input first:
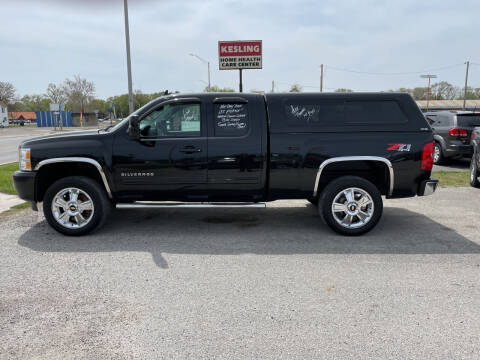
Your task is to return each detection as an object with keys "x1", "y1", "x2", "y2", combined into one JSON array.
[
  {"x1": 345, "y1": 100, "x2": 407, "y2": 124},
  {"x1": 214, "y1": 103, "x2": 249, "y2": 137},
  {"x1": 284, "y1": 102, "x2": 344, "y2": 126}
]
